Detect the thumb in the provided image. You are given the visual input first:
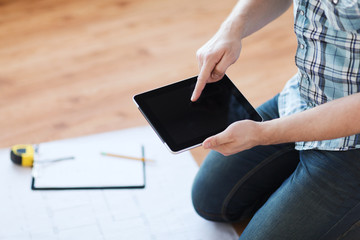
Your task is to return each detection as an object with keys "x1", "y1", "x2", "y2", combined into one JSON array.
[
  {"x1": 211, "y1": 55, "x2": 232, "y2": 80},
  {"x1": 203, "y1": 130, "x2": 229, "y2": 149}
]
